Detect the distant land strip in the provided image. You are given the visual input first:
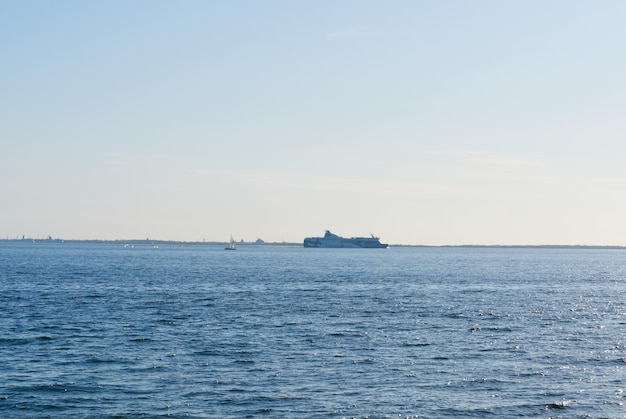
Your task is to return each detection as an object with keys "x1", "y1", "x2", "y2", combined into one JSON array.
[{"x1": 2, "y1": 238, "x2": 626, "y2": 249}]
